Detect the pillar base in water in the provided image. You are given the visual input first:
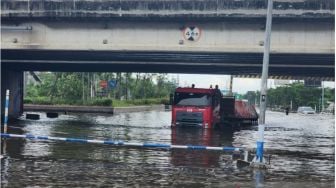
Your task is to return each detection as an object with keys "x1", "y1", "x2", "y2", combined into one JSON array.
[
  {"x1": 250, "y1": 162, "x2": 268, "y2": 169},
  {"x1": 26, "y1": 114, "x2": 40, "y2": 120},
  {"x1": 250, "y1": 157, "x2": 269, "y2": 169},
  {"x1": 46, "y1": 112, "x2": 58, "y2": 118},
  {"x1": 237, "y1": 159, "x2": 251, "y2": 168}
]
